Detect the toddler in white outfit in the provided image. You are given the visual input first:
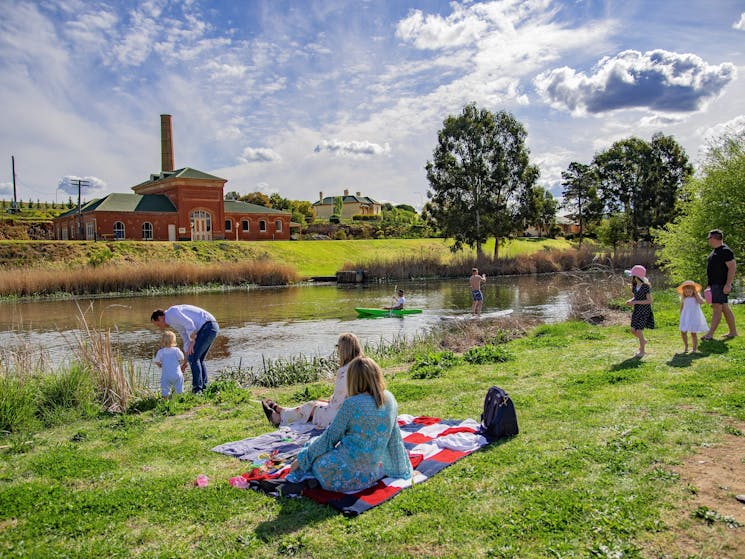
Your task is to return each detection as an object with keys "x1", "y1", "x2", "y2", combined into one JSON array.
[{"x1": 154, "y1": 331, "x2": 185, "y2": 397}]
